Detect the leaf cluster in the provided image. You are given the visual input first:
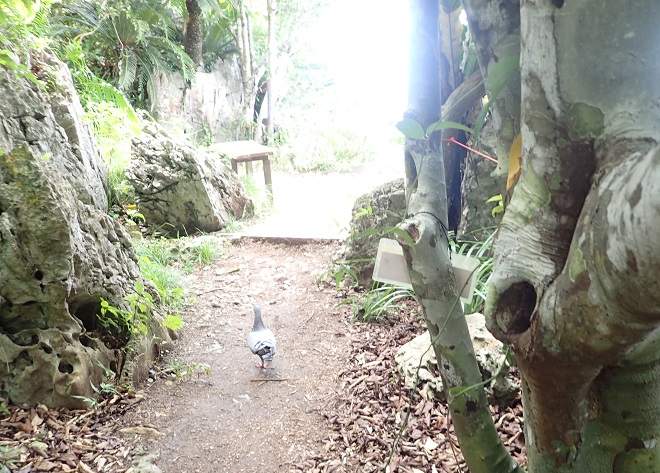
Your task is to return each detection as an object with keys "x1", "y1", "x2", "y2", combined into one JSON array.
[{"x1": 98, "y1": 279, "x2": 183, "y2": 346}]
